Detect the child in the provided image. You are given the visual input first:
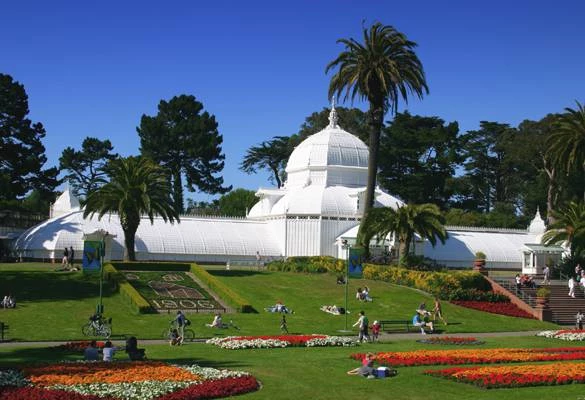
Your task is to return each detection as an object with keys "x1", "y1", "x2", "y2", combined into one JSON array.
[
  {"x1": 280, "y1": 314, "x2": 288, "y2": 334},
  {"x1": 371, "y1": 320, "x2": 381, "y2": 342},
  {"x1": 577, "y1": 310, "x2": 584, "y2": 330},
  {"x1": 169, "y1": 328, "x2": 182, "y2": 346}
]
